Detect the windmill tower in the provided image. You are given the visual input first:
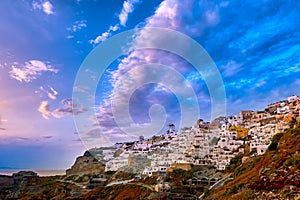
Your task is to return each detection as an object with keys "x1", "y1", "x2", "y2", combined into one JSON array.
[{"x1": 168, "y1": 123, "x2": 175, "y2": 133}]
